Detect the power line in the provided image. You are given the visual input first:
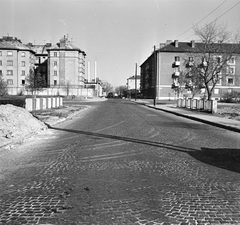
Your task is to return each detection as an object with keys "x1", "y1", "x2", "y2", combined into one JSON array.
[
  {"x1": 174, "y1": 0, "x2": 227, "y2": 40},
  {"x1": 182, "y1": 1, "x2": 240, "y2": 41}
]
